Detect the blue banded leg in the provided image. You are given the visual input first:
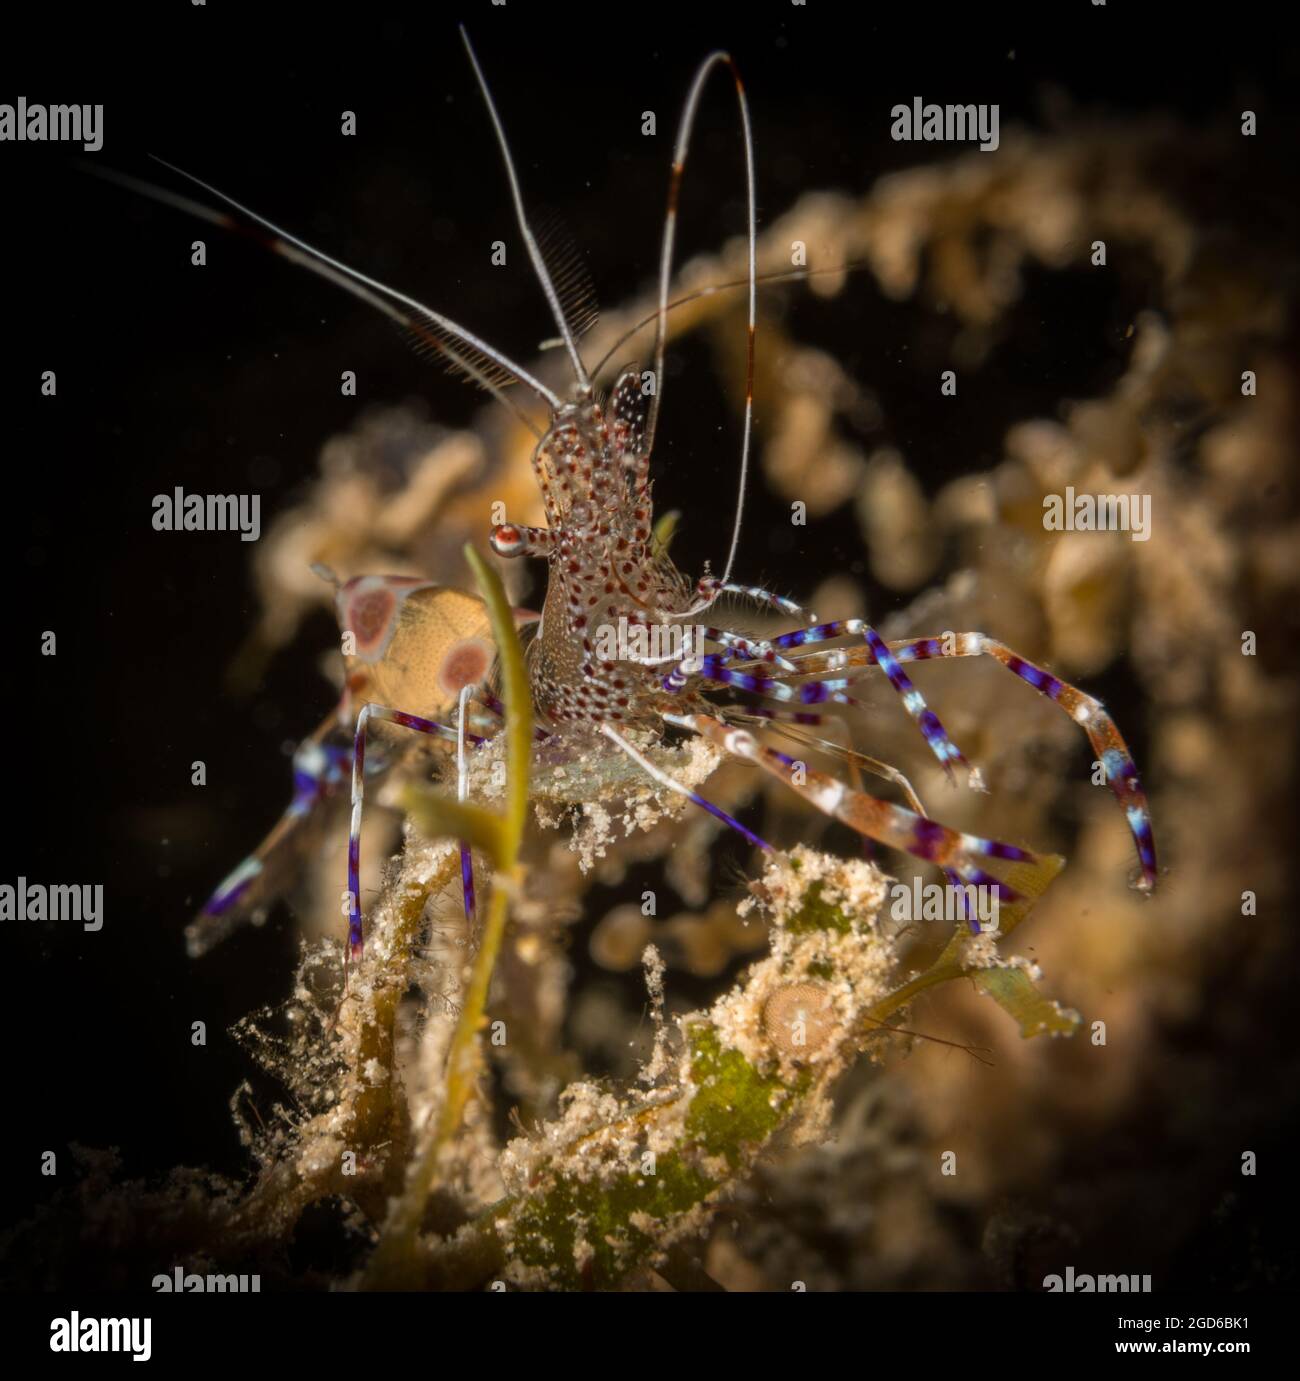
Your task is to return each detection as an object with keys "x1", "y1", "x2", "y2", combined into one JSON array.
[
  {"x1": 667, "y1": 713, "x2": 1039, "y2": 909},
  {"x1": 661, "y1": 620, "x2": 973, "y2": 787},
  {"x1": 703, "y1": 626, "x2": 795, "y2": 671},
  {"x1": 707, "y1": 627, "x2": 796, "y2": 671},
  {"x1": 730, "y1": 703, "x2": 884, "y2": 867},
  {"x1": 477, "y1": 689, "x2": 554, "y2": 742},
  {"x1": 757, "y1": 735, "x2": 980, "y2": 931},
  {"x1": 662, "y1": 654, "x2": 854, "y2": 715},
  {"x1": 348, "y1": 702, "x2": 485, "y2": 963},
  {"x1": 659, "y1": 642, "x2": 769, "y2": 691},
  {"x1": 458, "y1": 844, "x2": 476, "y2": 927},
  {"x1": 455, "y1": 685, "x2": 476, "y2": 929},
  {"x1": 732, "y1": 705, "x2": 926, "y2": 812},
  {"x1": 602, "y1": 723, "x2": 772, "y2": 853},
  {"x1": 785, "y1": 632, "x2": 1158, "y2": 891},
  {"x1": 621, "y1": 621, "x2": 795, "y2": 672},
  {"x1": 189, "y1": 714, "x2": 352, "y2": 958},
  {"x1": 771, "y1": 620, "x2": 972, "y2": 784},
  {"x1": 668, "y1": 647, "x2": 974, "y2": 786}
]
